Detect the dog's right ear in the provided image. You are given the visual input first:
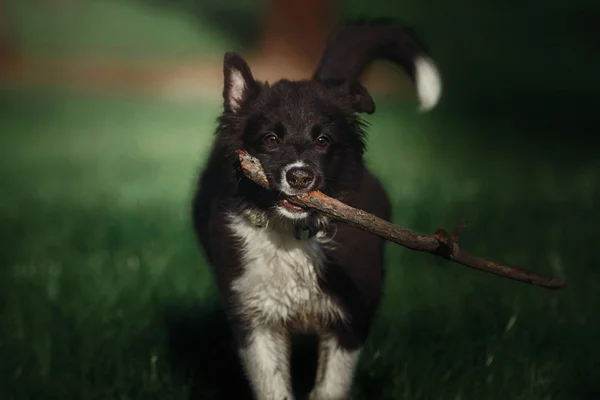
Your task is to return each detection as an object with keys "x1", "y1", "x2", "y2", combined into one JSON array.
[{"x1": 223, "y1": 52, "x2": 259, "y2": 113}]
